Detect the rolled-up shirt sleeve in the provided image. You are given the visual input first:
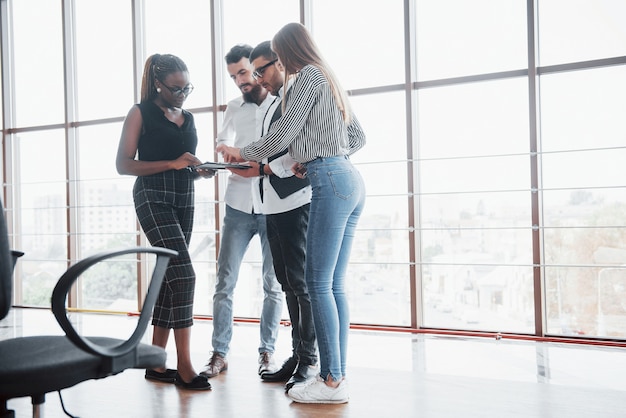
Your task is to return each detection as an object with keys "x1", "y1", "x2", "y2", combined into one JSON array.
[
  {"x1": 347, "y1": 113, "x2": 366, "y2": 155},
  {"x1": 268, "y1": 153, "x2": 298, "y2": 178}
]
